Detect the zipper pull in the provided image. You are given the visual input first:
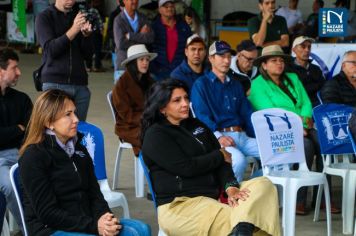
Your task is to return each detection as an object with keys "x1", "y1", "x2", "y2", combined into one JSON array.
[{"x1": 72, "y1": 162, "x2": 78, "y2": 172}]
